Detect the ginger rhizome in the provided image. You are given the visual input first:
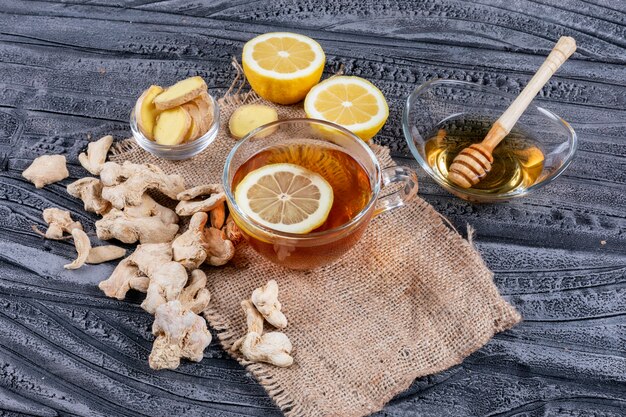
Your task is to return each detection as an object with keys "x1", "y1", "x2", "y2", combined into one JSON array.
[
  {"x1": 86, "y1": 245, "x2": 126, "y2": 264},
  {"x1": 251, "y1": 280, "x2": 288, "y2": 329},
  {"x1": 142, "y1": 261, "x2": 188, "y2": 314},
  {"x1": 175, "y1": 184, "x2": 226, "y2": 216},
  {"x1": 100, "y1": 161, "x2": 185, "y2": 209},
  {"x1": 240, "y1": 331, "x2": 294, "y2": 368},
  {"x1": 35, "y1": 208, "x2": 83, "y2": 240},
  {"x1": 234, "y1": 281, "x2": 293, "y2": 367},
  {"x1": 67, "y1": 177, "x2": 111, "y2": 215},
  {"x1": 24, "y1": 133, "x2": 244, "y2": 371},
  {"x1": 64, "y1": 229, "x2": 92, "y2": 270},
  {"x1": 23, "y1": 155, "x2": 69, "y2": 189},
  {"x1": 149, "y1": 300, "x2": 212, "y2": 370},
  {"x1": 79, "y1": 135, "x2": 113, "y2": 175}
]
